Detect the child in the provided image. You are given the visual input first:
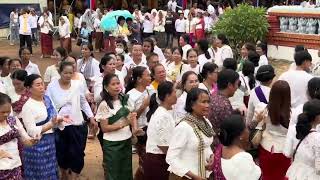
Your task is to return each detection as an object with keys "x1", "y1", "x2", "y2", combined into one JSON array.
[{"x1": 80, "y1": 22, "x2": 90, "y2": 46}]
